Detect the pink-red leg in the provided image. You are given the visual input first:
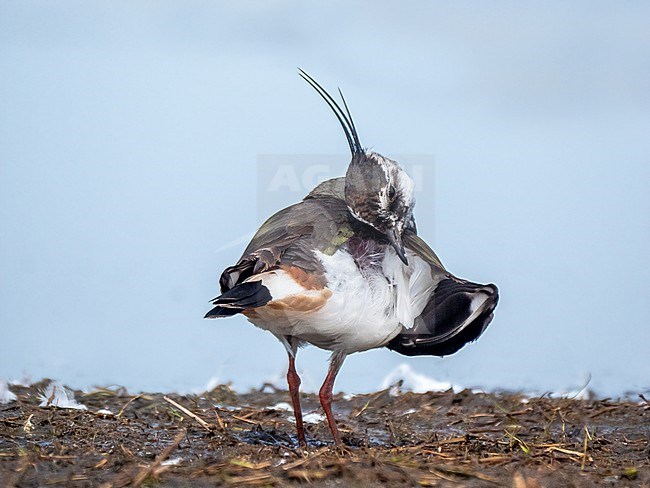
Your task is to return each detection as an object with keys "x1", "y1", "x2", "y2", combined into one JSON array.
[
  {"x1": 318, "y1": 352, "x2": 346, "y2": 445},
  {"x1": 287, "y1": 354, "x2": 307, "y2": 448}
]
